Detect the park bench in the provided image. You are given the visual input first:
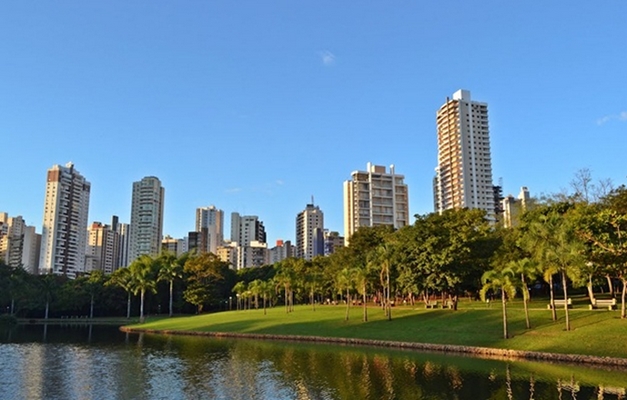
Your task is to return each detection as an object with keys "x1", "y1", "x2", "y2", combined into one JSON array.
[
  {"x1": 589, "y1": 298, "x2": 616, "y2": 310},
  {"x1": 547, "y1": 298, "x2": 572, "y2": 309},
  {"x1": 442, "y1": 299, "x2": 455, "y2": 309},
  {"x1": 425, "y1": 300, "x2": 439, "y2": 309}
]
